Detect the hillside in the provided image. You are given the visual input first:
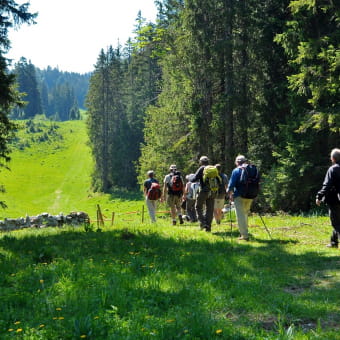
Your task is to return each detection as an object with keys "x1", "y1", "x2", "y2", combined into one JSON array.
[{"x1": 0, "y1": 120, "x2": 141, "y2": 220}]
